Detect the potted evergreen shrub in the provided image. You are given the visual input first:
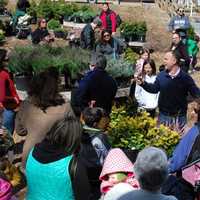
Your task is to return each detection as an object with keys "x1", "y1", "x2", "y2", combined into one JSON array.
[
  {"x1": 8, "y1": 45, "x2": 90, "y2": 91},
  {"x1": 106, "y1": 58, "x2": 134, "y2": 88},
  {"x1": 120, "y1": 21, "x2": 147, "y2": 42}
]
